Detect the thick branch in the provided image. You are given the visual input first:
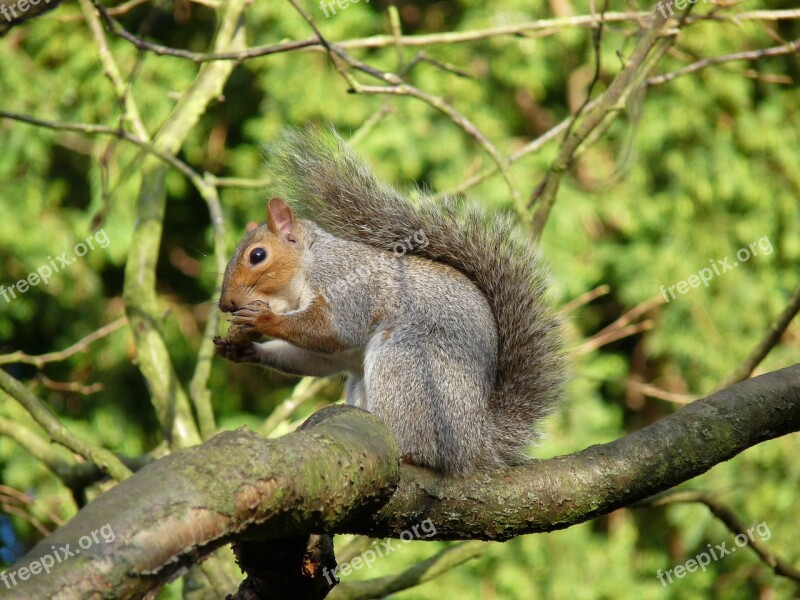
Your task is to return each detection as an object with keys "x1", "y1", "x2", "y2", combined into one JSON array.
[
  {"x1": 5, "y1": 406, "x2": 400, "y2": 598},
  {"x1": 5, "y1": 365, "x2": 798, "y2": 597}
]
